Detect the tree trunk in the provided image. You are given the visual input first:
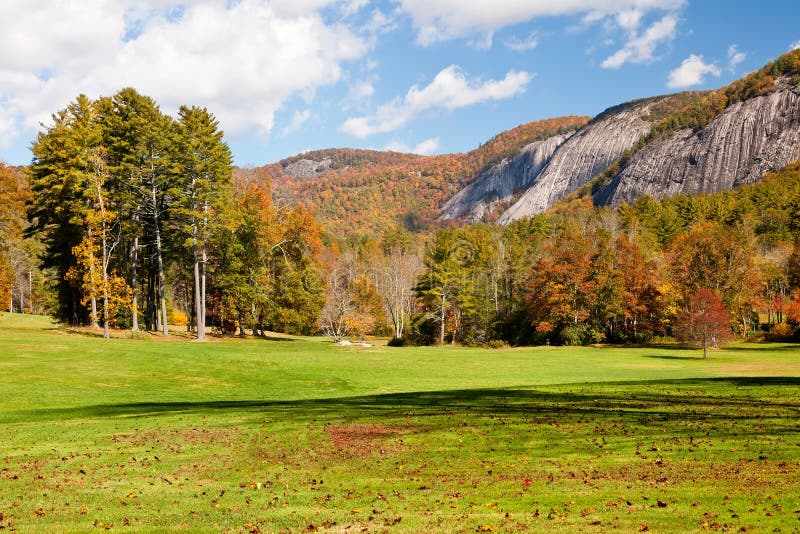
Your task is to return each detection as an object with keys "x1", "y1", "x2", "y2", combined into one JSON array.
[
  {"x1": 201, "y1": 242, "x2": 207, "y2": 331},
  {"x1": 702, "y1": 326, "x2": 708, "y2": 359},
  {"x1": 130, "y1": 231, "x2": 139, "y2": 332},
  {"x1": 193, "y1": 239, "x2": 205, "y2": 341},
  {"x1": 439, "y1": 290, "x2": 446, "y2": 345},
  {"x1": 87, "y1": 227, "x2": 99, "y2": 329},
  {"x1": 98, "y1": 186, "x2": 110, "y2": 340},
  {"x1": 201, "y1": 202, "x2": 209, "y2": 330},
  {"x1": 152, "y1": 186, "x2": 168, "y2": 336}
]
